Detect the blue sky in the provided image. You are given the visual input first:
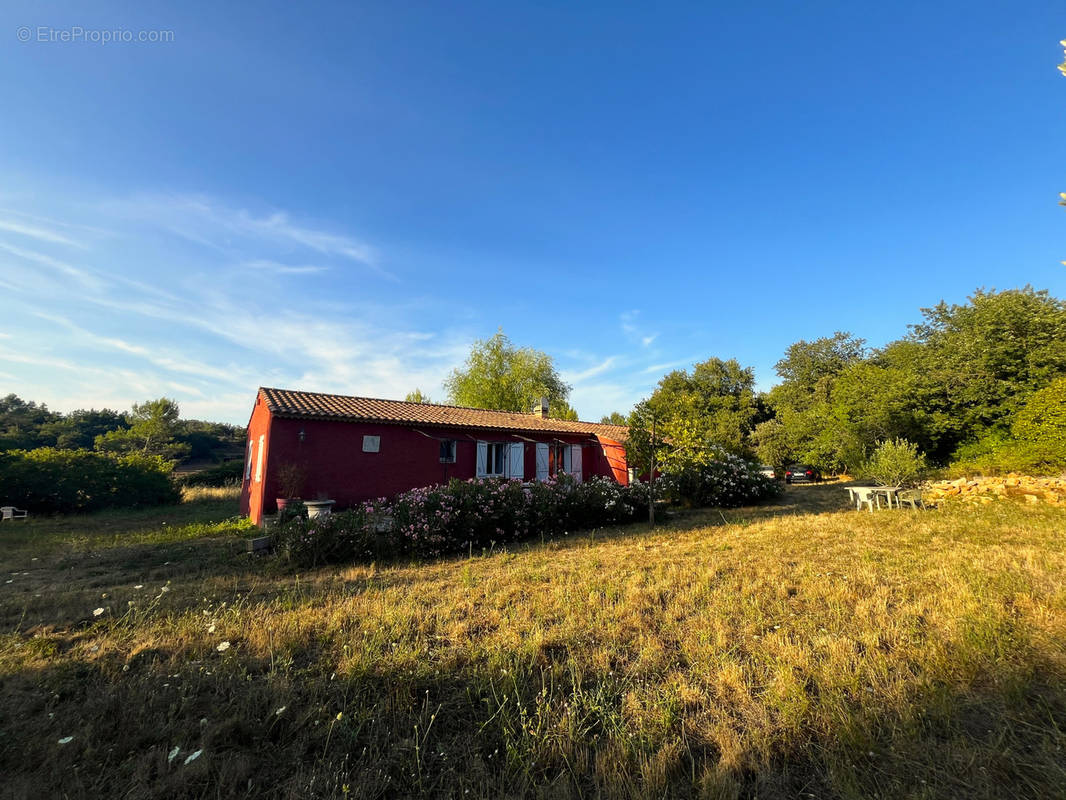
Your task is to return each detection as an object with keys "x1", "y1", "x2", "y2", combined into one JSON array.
[{"x1": 2, "y1": 1, "x2": 1064, "y2": 424}]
